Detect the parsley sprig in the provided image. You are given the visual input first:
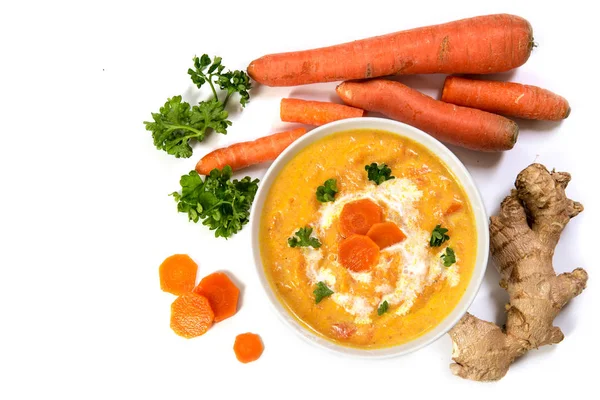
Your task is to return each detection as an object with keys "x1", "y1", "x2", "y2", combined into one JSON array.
[
  {"x1": 144, "y1": 55, "x2": 251, "y2": 158},
  {"x1": 316, "y1": 179, "x2": 338, "y2": 203},
  {"x1": 430, "y1": 225, "x2": 450, "y2": 247},
  {"x1": 377, "y1": 300, "x2": 389, "y2": 315},
  {"x1": 188, "y1": 55, "x2": 251, "y2": 107},
  {"x1": 288, "y1": 227, "x2": 322, "y2": 249},
  {"x1": 170, "y1": 166, "x2": 259, "y2": 238},
  {"x1": 441, "y1": 247, "x2": 456, "y2": 267},
  {"x1": 365, "y1": 163, "x2": 395, "y2": 185}
]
